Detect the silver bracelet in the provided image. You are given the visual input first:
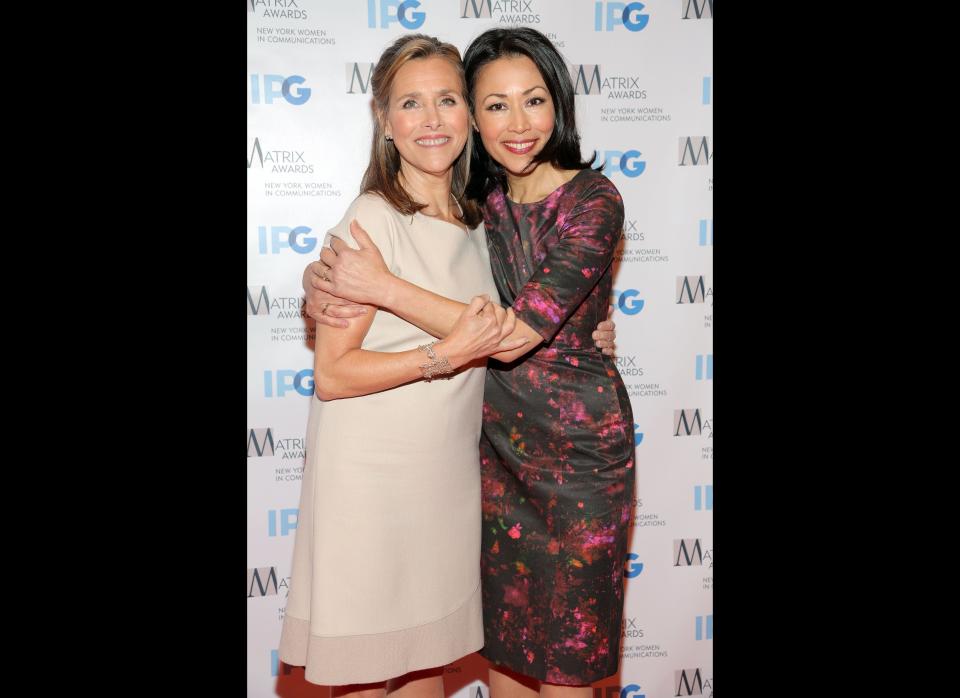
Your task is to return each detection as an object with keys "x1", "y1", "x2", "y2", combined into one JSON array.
[{"x1": 417, "y1": 341, "x2": 454, "y2": 380}]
